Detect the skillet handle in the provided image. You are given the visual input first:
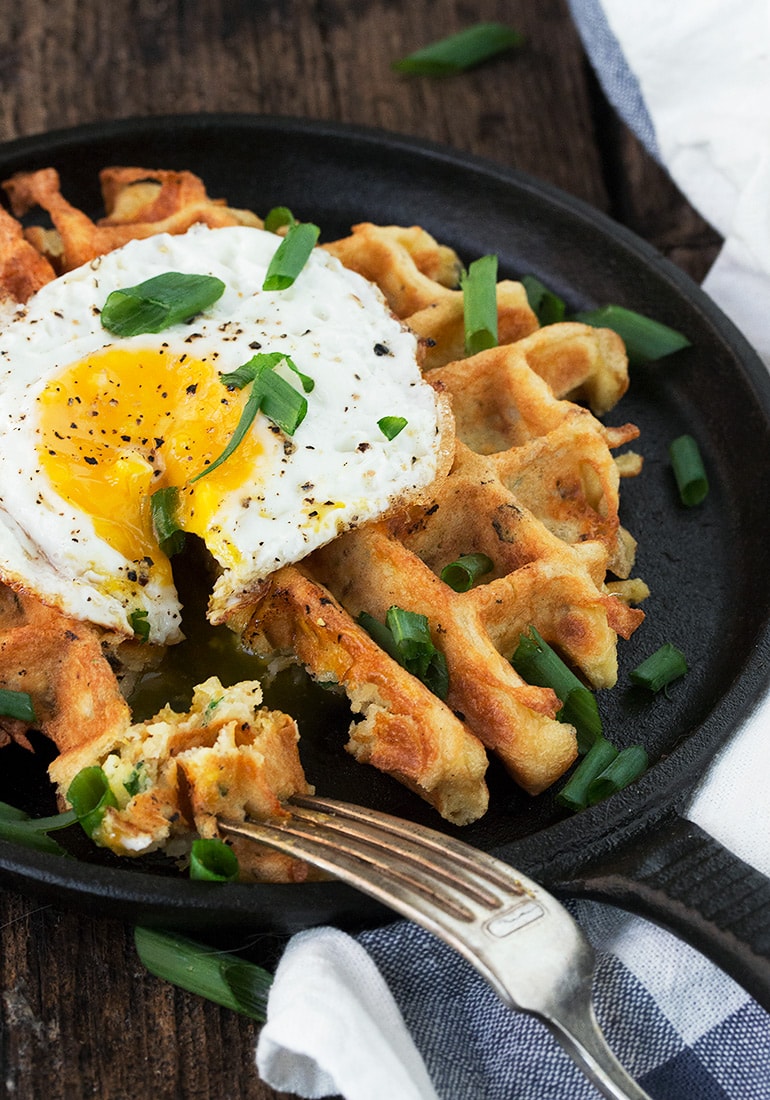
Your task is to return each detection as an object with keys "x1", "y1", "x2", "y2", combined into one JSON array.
[{"x1": 558, "y1": 811, "x2": 770, "y2": 1011}]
